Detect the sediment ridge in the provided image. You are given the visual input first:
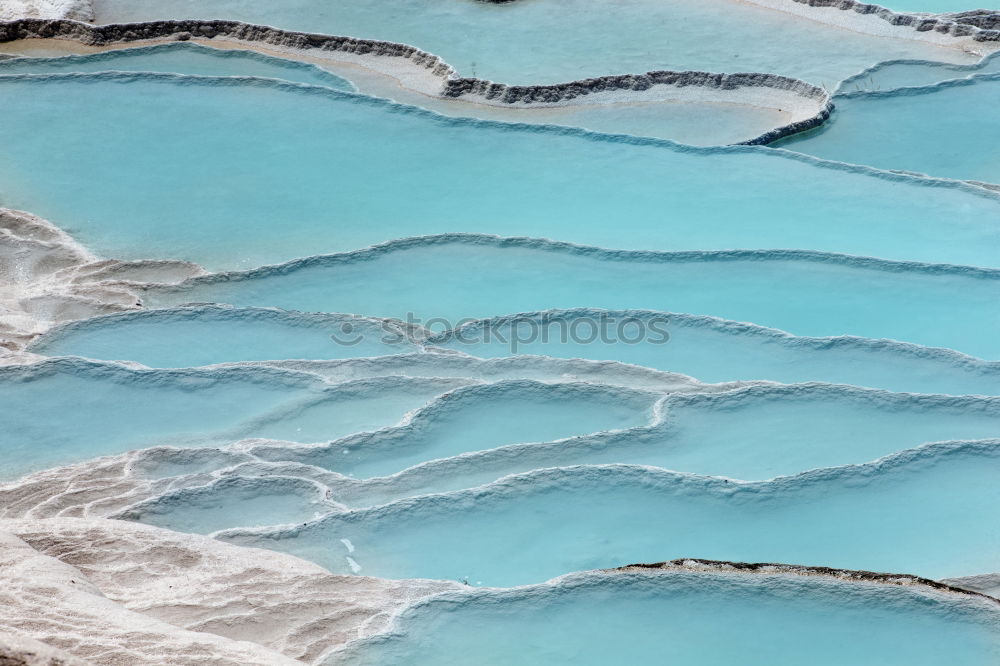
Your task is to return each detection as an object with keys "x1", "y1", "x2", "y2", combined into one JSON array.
[
  {"x1": 946, "y1": 10, "x2": 1000, "y2": 32},
  {"x1": 614, "y1": 558, "x2": 1000, "y2": 604},
  {"x1": 0, "y1": 517, "x2": 458, "y2": 664},
  {"x1": 0, "y1": 0, "x2": 91, "y2": 23},
  {"x1": 0, "y1": 18, "x2": 835, "y2": 144},
  {"x1": 750, "y1": 0, "x2": 1000, "y2": 43}
]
